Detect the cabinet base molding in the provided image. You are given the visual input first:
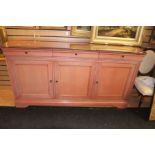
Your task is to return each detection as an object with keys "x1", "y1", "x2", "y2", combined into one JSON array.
[{"x1": 15, "y1": 98, "x2": 128, "y2": 108}]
